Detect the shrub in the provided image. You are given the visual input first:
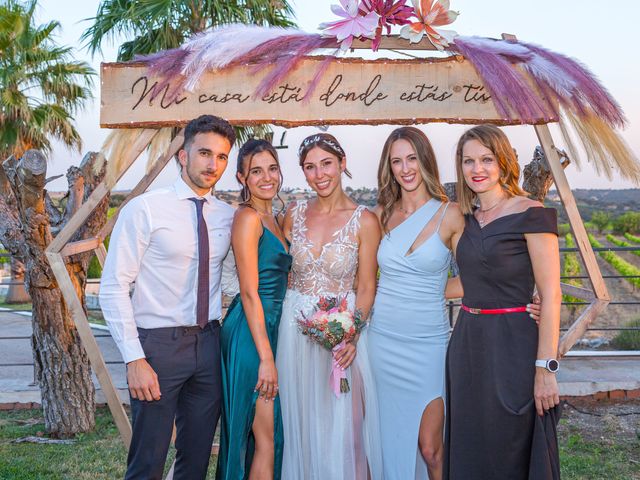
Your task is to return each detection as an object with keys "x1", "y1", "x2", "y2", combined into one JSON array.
[
  {"x1": 87, "y1": 255, "x2": 102, "y2": 279},
  {"x1": 610, "y1": 319, "x2": 640, "y2": 350},
  {"x1": 0, "y1": 248, "x2": 9, "y2": 266},
  {"x1": 590, "y1": 211, "x2": 611, "y2": 234},
  {"x1": 612, "y1": 212, "x2": 640, "y2": 235},
  {"x1": 557, "y1": 223, "x2": 571, "y2": 237}
]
